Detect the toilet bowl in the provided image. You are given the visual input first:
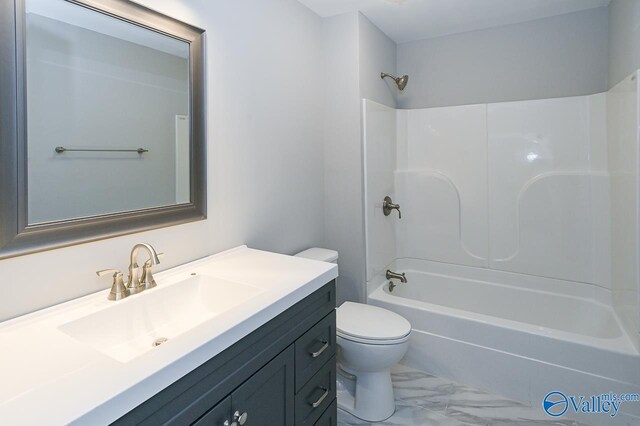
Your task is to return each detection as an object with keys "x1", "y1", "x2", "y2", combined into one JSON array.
[
  {"x1": 336, "y1": 302, "x2": 410, "y2": 421},
  {"x1": 294, "y1": 248, "x2": 411, "y2": 422}
]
